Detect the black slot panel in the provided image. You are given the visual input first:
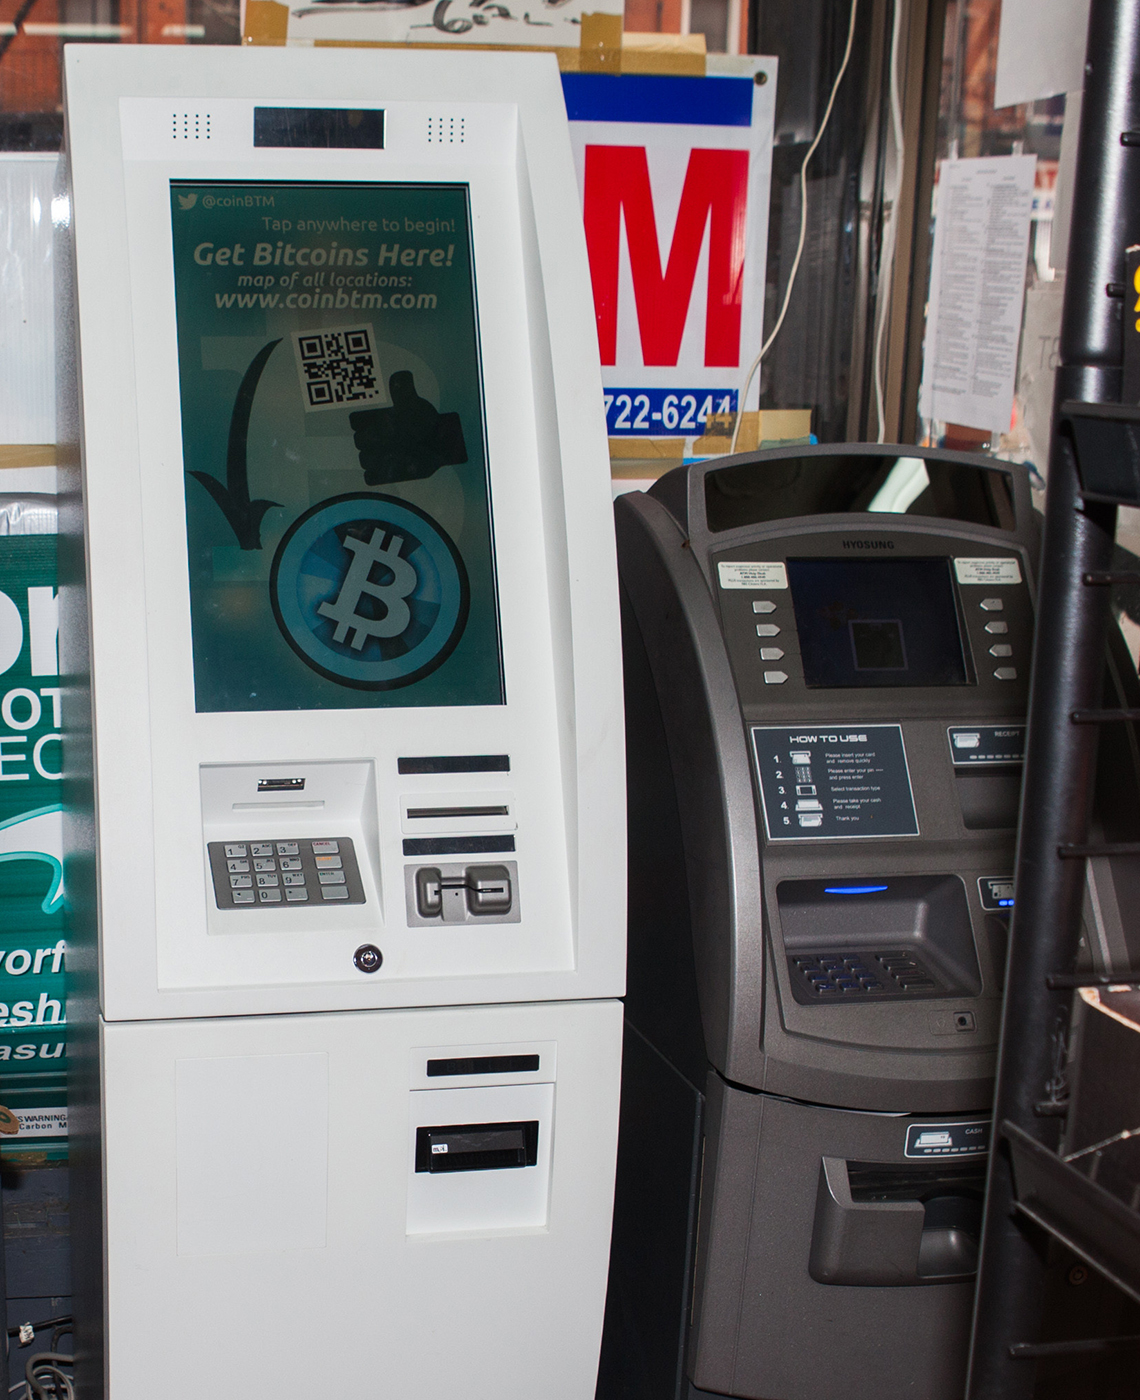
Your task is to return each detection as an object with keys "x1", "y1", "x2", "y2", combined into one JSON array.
[
  {"x1": 406, "y1": 805, "x2": 510, "y2": 819},
  {"x1": 415, "y1": 1120, "x2": 539, "y2": 1173},
  {"x1": 253, "y1": 106, "x2": 384, "y2": 149},
  {"x1": 403, "y1": 836, "x2": 515, "y2": 856},
  {"x1": 398, "y1": 755, "x2": 510, "y2": 774},
  {"x1": 426, "y1": 1054, "x2": 540, "y2": 1078}
]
